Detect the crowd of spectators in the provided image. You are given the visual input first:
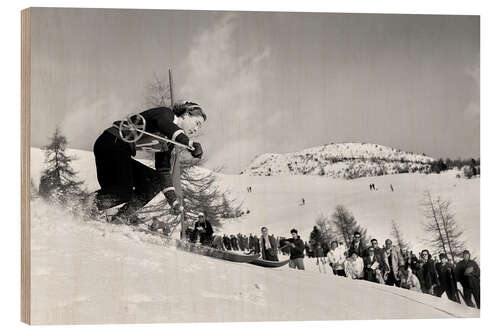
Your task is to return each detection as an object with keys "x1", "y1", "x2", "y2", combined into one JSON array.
[
  {"x1": 320, "y1": 232, "x2": 480, "y2": 309},
  {"x1": 168, "y1": 211, "x2": 479, "y2": 310}
]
